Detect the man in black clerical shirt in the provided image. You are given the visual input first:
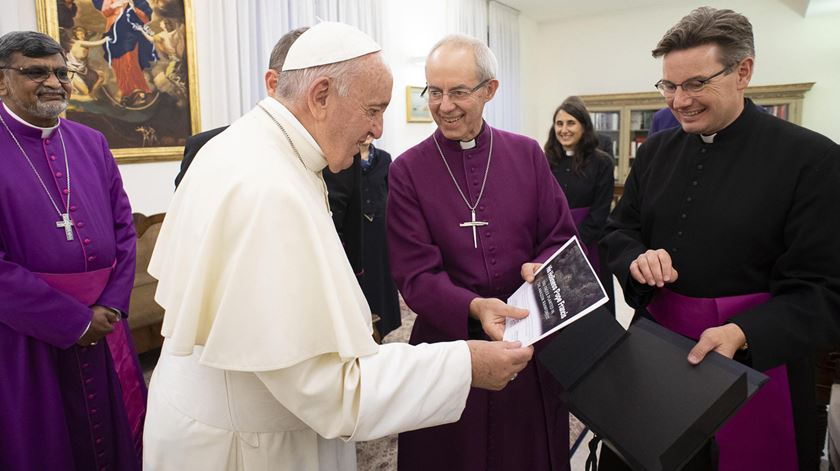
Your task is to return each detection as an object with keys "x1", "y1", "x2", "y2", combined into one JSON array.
[{"x1": 600, "y1": 7, "x2": 840, "y2": 471}]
